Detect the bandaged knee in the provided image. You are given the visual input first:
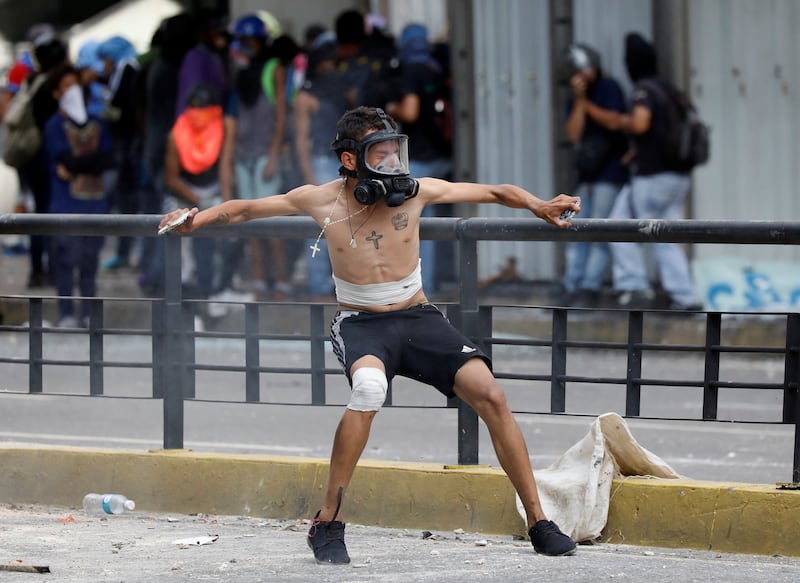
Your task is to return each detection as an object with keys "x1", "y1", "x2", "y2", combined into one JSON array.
[{"x1": 347, "y1": 367, "x2": 388, "y2": 412}]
